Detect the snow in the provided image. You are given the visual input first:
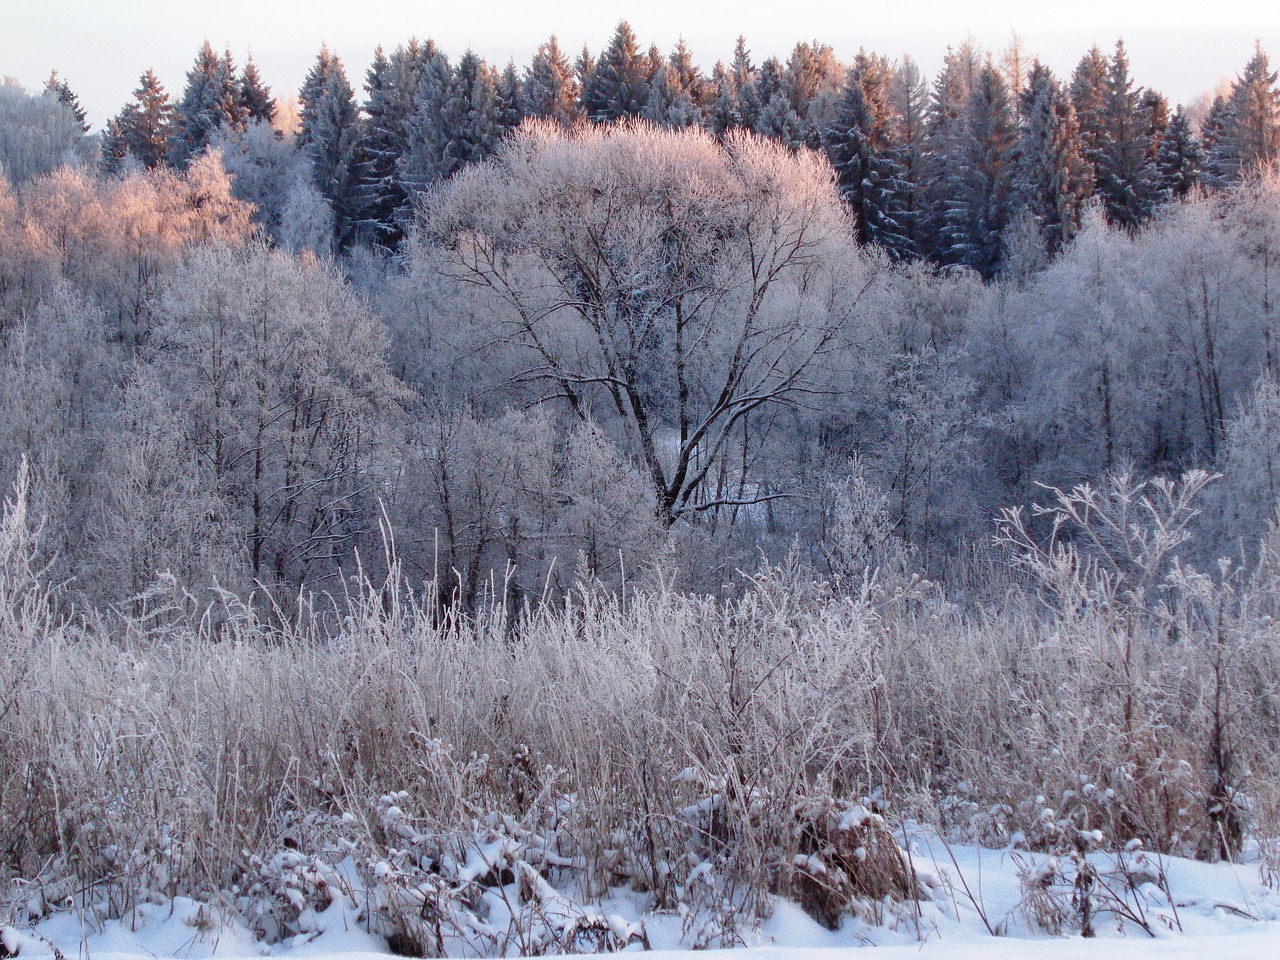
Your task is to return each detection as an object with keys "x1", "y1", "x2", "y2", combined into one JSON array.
[{"x1": 4, "y1": 834, "x2": 1279, "y2": 960}]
